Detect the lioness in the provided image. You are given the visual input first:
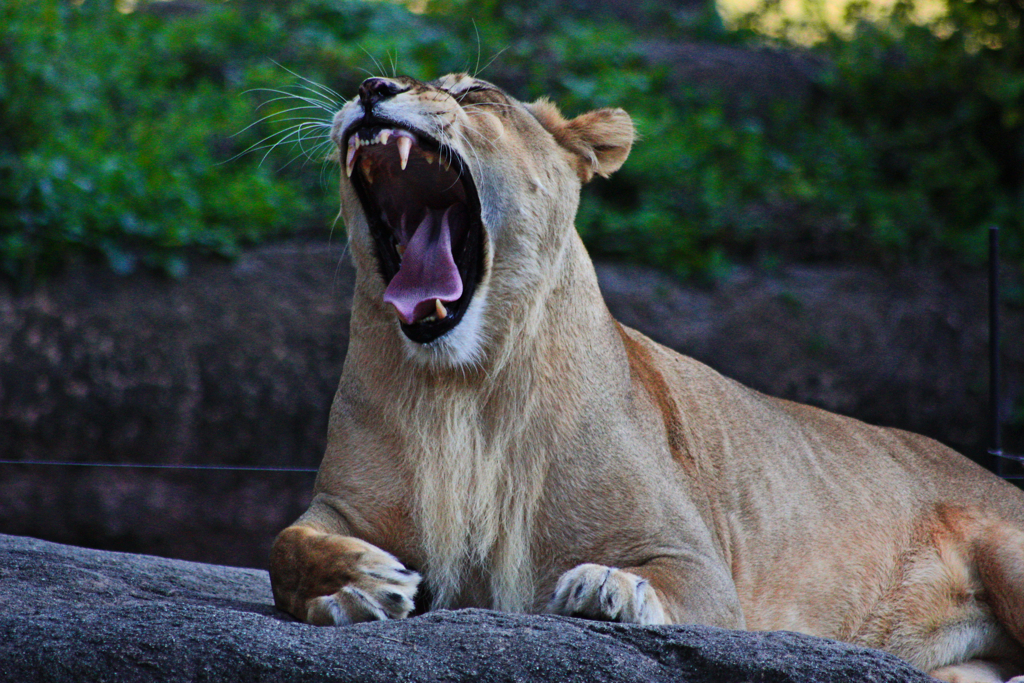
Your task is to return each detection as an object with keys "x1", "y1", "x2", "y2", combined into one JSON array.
[{"x1": 269, "y1": 74, "x2": 1024, "y2": 682}]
